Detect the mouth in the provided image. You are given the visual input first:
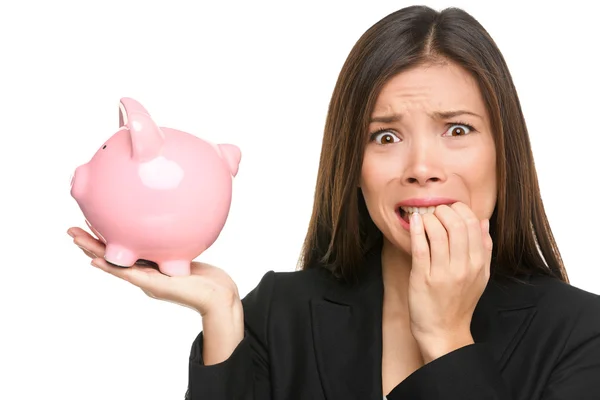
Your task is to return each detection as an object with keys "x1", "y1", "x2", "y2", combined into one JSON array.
[
  {"x1": 394, "y1": 198, "x2": 459, "y2": 230},
  {"x1": 398, "y1": 206, "x2": 428, "y2": 224},
  {"x1": 397, "y1": 204, "x2": 454, "y2": 225}
]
